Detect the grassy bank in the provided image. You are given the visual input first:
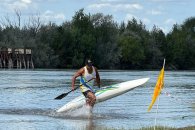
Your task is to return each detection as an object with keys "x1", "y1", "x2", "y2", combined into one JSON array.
[
  {"x1": 86, "y1": 126, "x2": 195, "y2": 130},
  {"x1": 140, "y1": 126, "x2": 195, "y2": 130}
]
